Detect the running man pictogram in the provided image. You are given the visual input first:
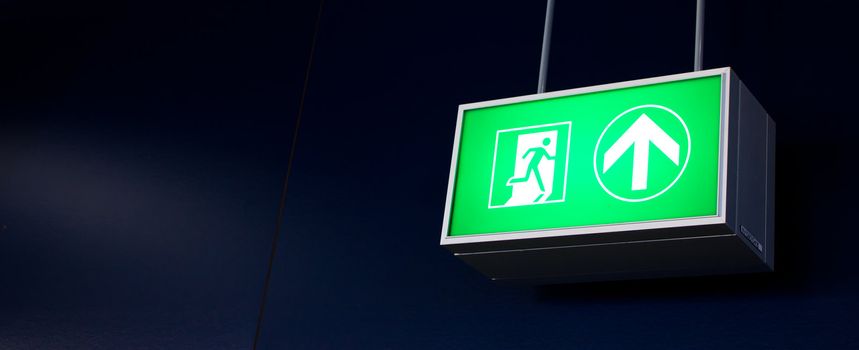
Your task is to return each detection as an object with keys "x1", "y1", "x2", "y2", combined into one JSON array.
[
  {"x1": 506, "y1": 137, "x2": 555, "y2": 193},
  {"x1": 488, "y1": 122, "x2": 570, "y2": 208}
]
